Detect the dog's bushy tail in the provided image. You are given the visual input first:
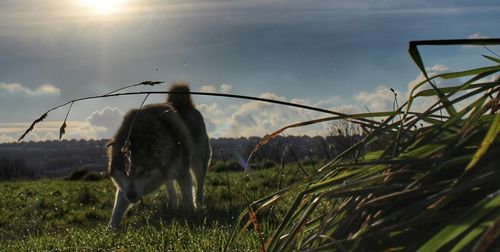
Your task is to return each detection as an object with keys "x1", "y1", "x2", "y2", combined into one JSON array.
[{"x1": 167, "y1": 81, "x2": 194, "y2": 110}]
